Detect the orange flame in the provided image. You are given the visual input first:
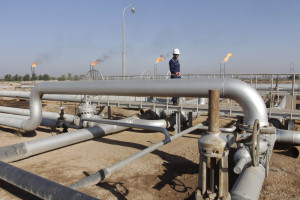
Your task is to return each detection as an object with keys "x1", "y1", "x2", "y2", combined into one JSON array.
[
  {"x1": 222, "y1": 53, "x2": 233, "y2": 63},
  {"x1": 91, "y1": 60, "x2": 99, "y2": 66},
  {"x1": 31, "y1": 62, "x2": 37, "y2": 68},
  {"x1": 155, "y1": 55, "x2": 163, "y2": 63}
]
